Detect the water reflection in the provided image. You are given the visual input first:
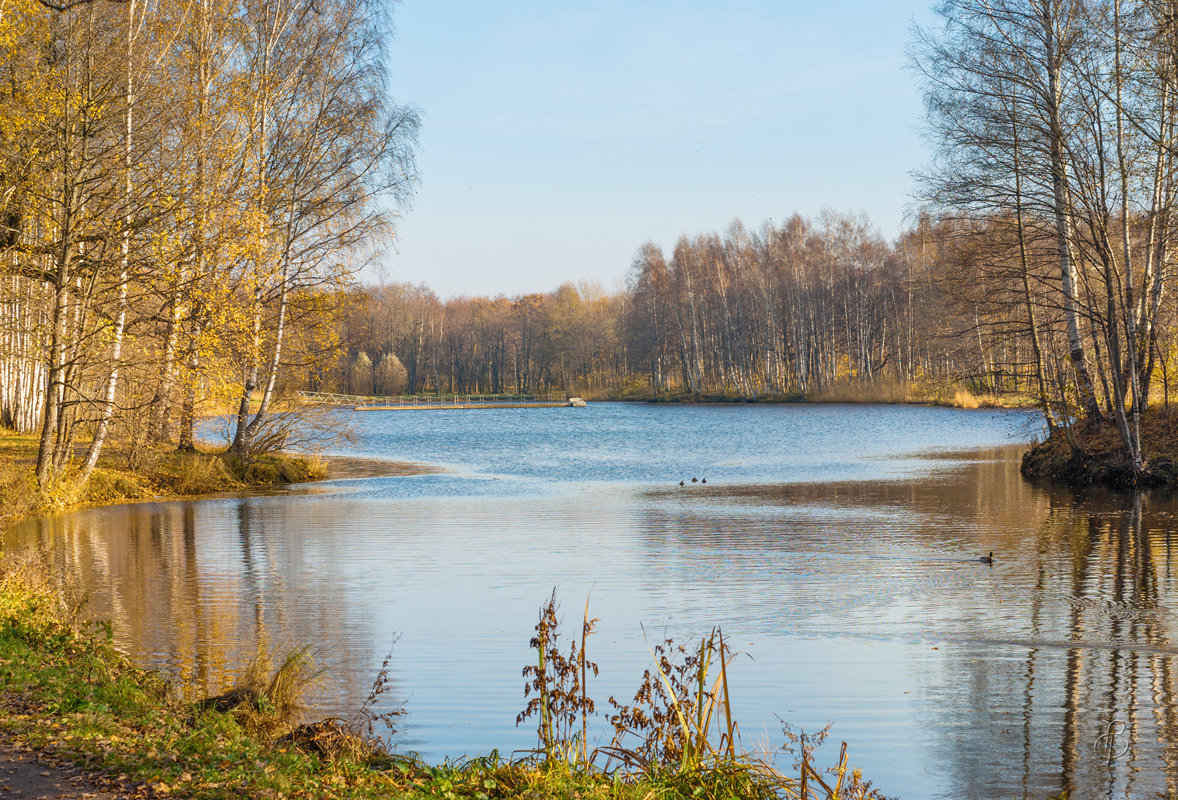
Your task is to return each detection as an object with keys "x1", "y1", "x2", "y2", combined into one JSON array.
[
  {"x1": 9, "y1": 435, "x2": 1178, "y2": 798},
  {"x1": 9, "y1": 497, "x2": 385, "y2": 718},
  {"x1": 904, "y1": 480, "x2": 1178, "y2": 799}
]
